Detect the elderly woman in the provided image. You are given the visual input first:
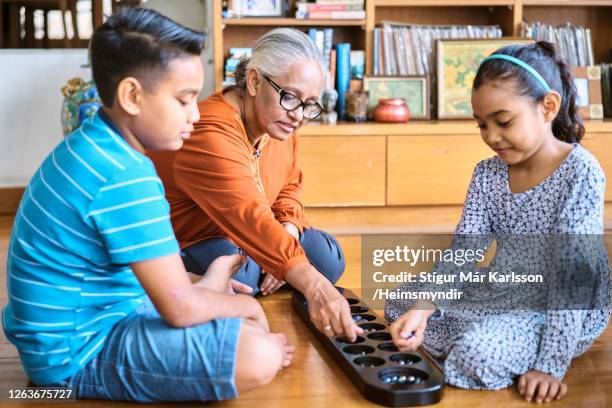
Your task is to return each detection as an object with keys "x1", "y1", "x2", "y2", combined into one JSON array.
[{"x1": 149, "y1": 28, "x2": 359, "y2": 340}]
